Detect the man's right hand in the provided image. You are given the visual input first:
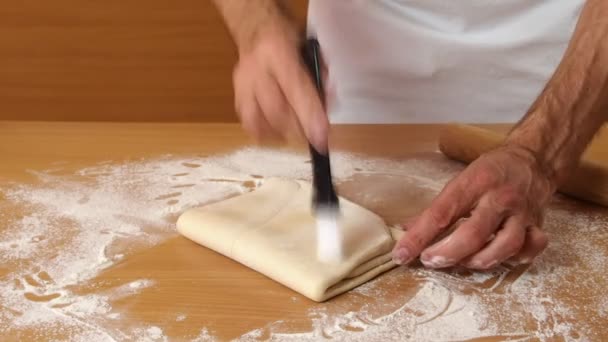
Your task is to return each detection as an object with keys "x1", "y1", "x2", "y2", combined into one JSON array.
[{"x1": 232, "y1": 22, "x2": 329, "y2": 152}]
